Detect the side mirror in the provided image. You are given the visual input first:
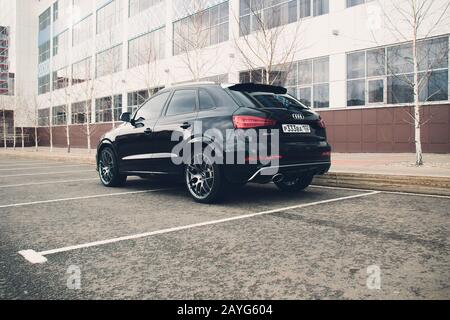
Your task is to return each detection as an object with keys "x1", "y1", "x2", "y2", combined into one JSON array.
[{"x1": 120, "y1": 112, "x2": 131, "y2": 123}]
